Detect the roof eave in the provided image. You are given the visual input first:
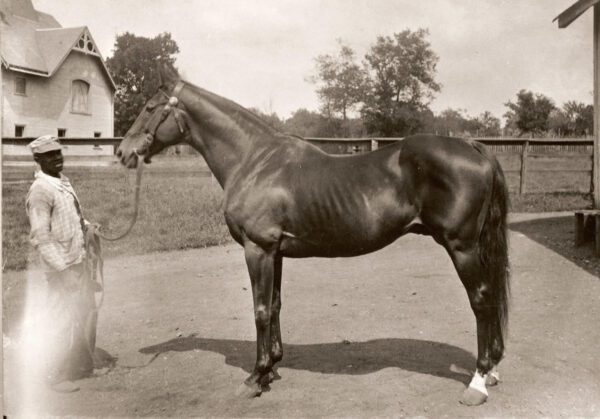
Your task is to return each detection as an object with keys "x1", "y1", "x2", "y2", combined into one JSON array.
[
  {"x1": 554, "y1": 0, "x2": 600, "y2": 28},
  {"x1": 4, "y1": 64, "x2": 49, "y2": 76}
]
